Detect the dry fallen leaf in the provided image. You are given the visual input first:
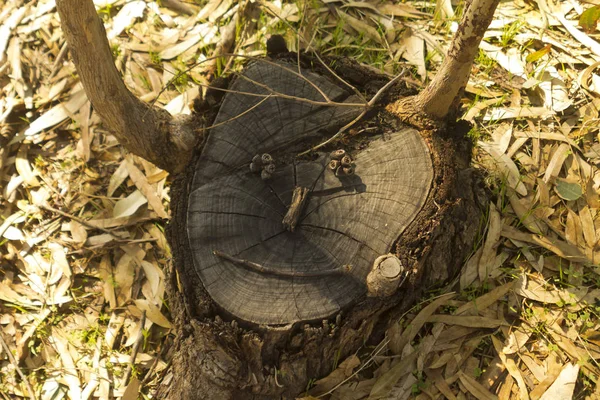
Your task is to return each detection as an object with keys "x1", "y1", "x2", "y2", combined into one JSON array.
[
  {"x1": 113, "y1": 190, "x2": 148, "y2": 218},
  {"x1": 308, "y1": 355, "x2": 360, "y2": 396},
  {"x1": 539, "y1": 363, "x2": 579, "y2": 400}
]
